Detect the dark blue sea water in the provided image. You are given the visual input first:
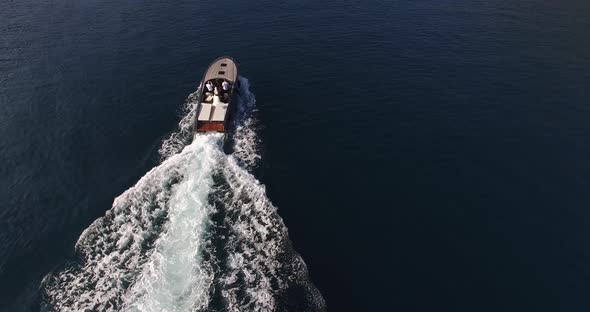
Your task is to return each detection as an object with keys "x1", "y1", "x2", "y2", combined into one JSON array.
[{"x1": 2, "y1": 0, "x2": 590, "y2": 310}]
